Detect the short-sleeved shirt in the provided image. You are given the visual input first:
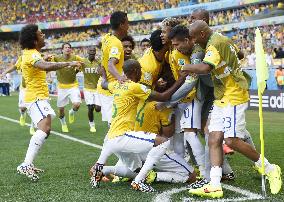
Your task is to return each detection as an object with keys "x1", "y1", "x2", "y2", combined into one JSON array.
[
  {"x1": 275, "y1": 69, "x2": 284, "y2": 85},
  {"x1": 107, "y1": 81, "x2": 151, "y2": 139},
  {"x1": 138, "y1": 48, "x2": 162, "y2": 87},
  {"x1": 134, "y1": 101, "x2": 173, "y2": 135},
  {"x1": 21, "y1": 49, "x2": 48, "y2": 103},
  {"x1": 82, "y1": 59, "x2": 100, "y2": 90},
  {"x1": 168, "y1": 49, "x2": 196, "y2": 103},
  {"x1": 53, "y1": 54, "x2": 84, "y2": 89},
  {"x1": 15, "y1": 56, "x2": 26, "y2": 88},
  {"x1": 203, "y1": 33, "x2": 249, "y2": 107}
]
